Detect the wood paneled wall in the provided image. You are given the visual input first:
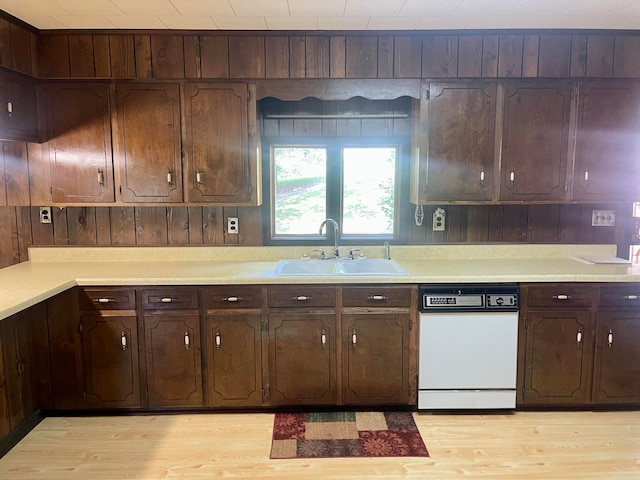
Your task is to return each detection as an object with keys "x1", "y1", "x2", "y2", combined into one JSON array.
[{"x1": 0, "y1": 21, "x2": 638, "y2": 268}]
